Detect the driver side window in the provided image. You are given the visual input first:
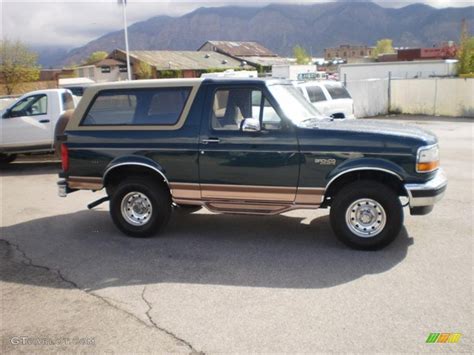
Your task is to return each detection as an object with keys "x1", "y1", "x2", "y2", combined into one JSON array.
[
  {"x1": 211, "y1": 88, "x2": 282, "y2": 131},
  {"x1": 10, "y1": 95, "x2": 47, "y2": 117}
]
